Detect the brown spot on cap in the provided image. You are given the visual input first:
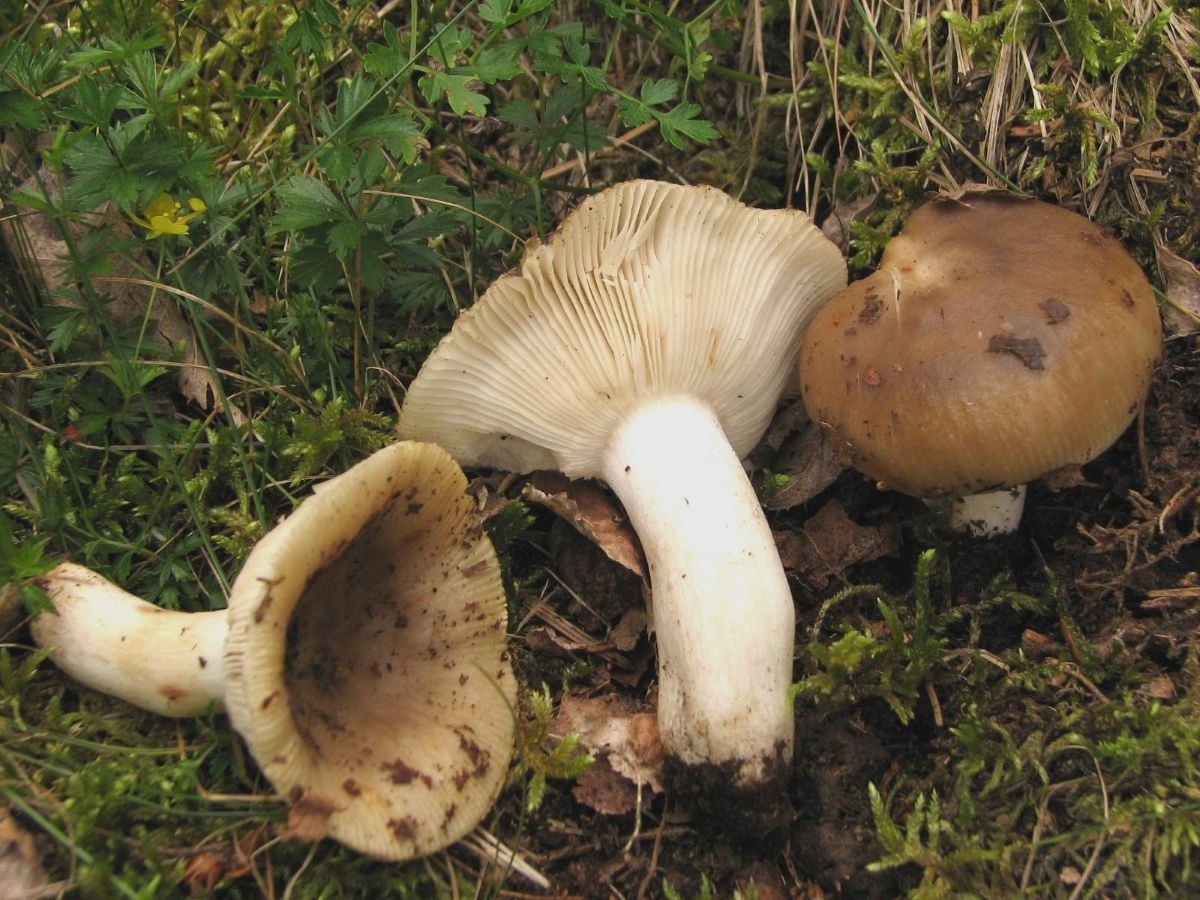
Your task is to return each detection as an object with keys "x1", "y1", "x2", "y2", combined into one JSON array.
[
  {"x1": 382, "y1": 759, "x2": 433, "y2": 788},
  {"x1": 1039, "y1": 298, "x2": 1071, "y2": 324},
  {"x1": 987, "y1": 334, "x2": 1045, "y2": 370},
  {"x1": 387, "y1": 816, "x2": 417, "y2": 842},
  {"x1": 859, "y1": 291, "x2": 885, "y2": 323}
]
